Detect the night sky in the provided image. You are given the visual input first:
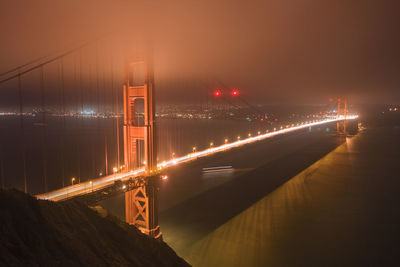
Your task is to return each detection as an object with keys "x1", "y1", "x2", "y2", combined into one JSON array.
[{"x1": 0, "y1": 0, "x2": 399, "y2": 105}]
